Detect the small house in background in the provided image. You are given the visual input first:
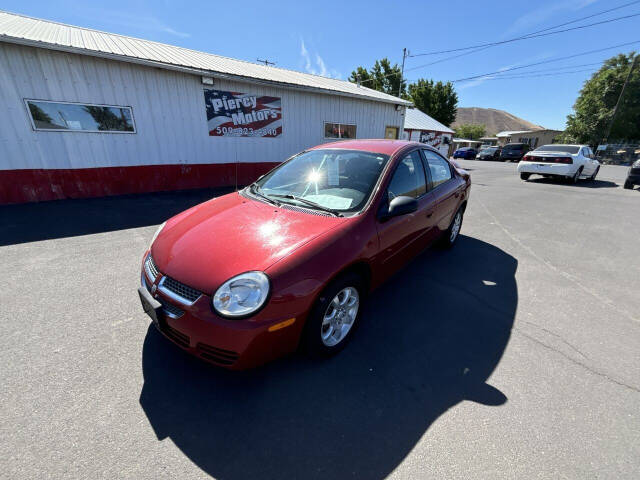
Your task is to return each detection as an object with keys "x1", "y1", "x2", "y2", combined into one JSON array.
[
  {"x1": 452, "y1": 138, "x2": 482, "y2": 151},
  {"x1": 402, "y1": 108, "x2": 454, "y2": 157},
  {"x1": 496, "y1": 129, "x2": 562, "y2": 148},
  {"x1": 479, "y1": 136, "x2": 499, "y2": 146}
]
